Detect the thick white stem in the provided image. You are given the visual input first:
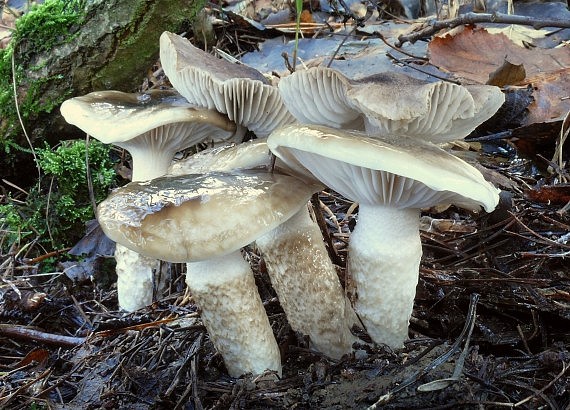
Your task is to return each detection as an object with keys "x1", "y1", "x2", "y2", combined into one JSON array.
[
  {"x1": 349, "y1": 205, "x2": 421, "y2": 348},
  {"x1": 256, "y1": 208, "x2": 356, "y2": 359},
  {"x1": 185, "y1": 251, "x2": 281, "y2": 377},
  {"x1": 115, "y1": 244, "x2": 165, "y2": 311},
  {"x1": 130, "y1": 151, "x2": 174, "y2": 182}
]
